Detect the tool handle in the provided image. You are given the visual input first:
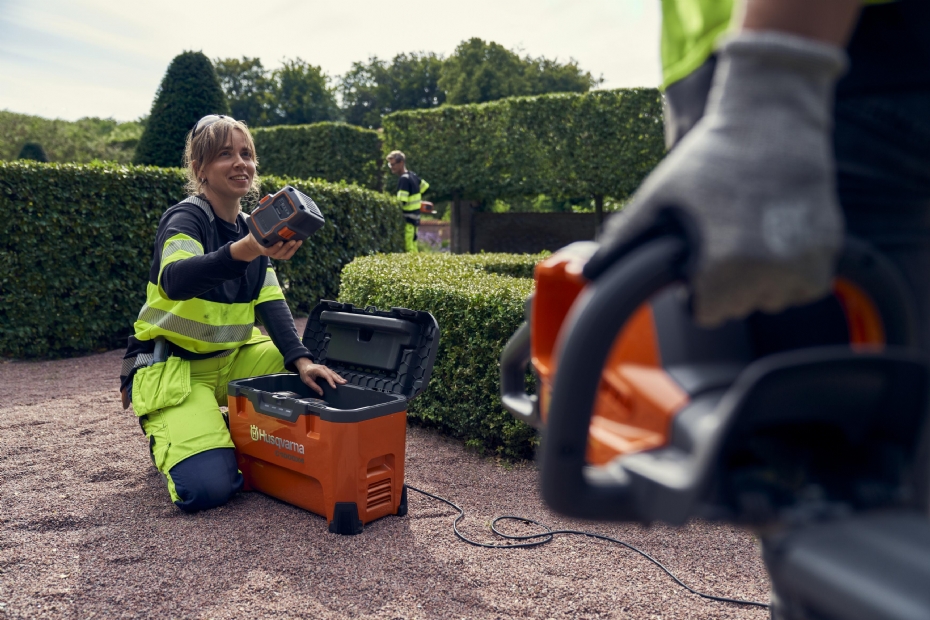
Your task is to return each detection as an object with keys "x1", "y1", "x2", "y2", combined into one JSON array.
[
  {"x1": 499, "y1": 322, "x2": 540, "y2": 427},
  {"x1": 540, "y1": 236, "x2": 687, "y2": 519},
  {"x1": 538, "y1": 234, "x2": 918, "y2": 521}
]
